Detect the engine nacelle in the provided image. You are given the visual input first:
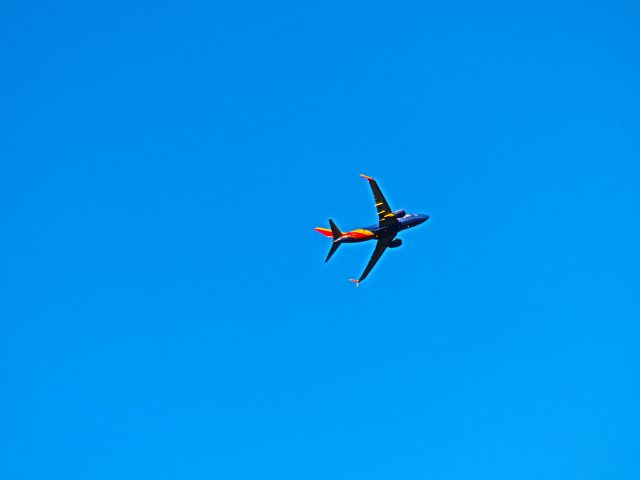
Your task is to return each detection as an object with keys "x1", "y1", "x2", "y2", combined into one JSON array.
[
  {"x1": 393, "y1": 209, "x2": 406, "y2": 218},
  {"x1": 389, "y1": 238, "x2": 403, "y2": 248}
]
